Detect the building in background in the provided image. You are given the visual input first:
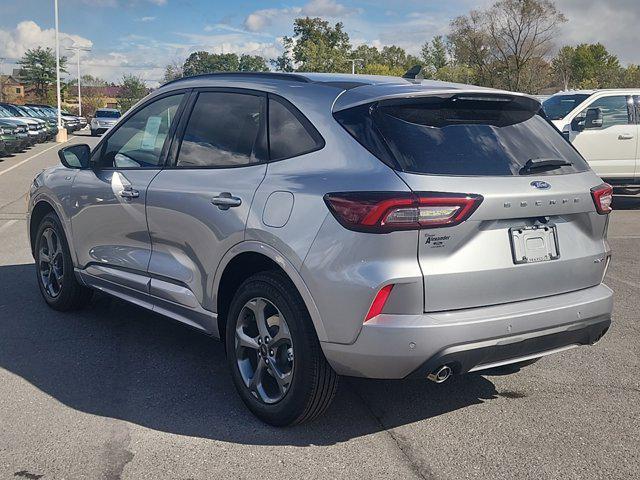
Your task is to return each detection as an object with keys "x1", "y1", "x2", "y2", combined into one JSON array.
[{"x1": 0, "y1": 75, "x2": 26, "y2": 103}]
